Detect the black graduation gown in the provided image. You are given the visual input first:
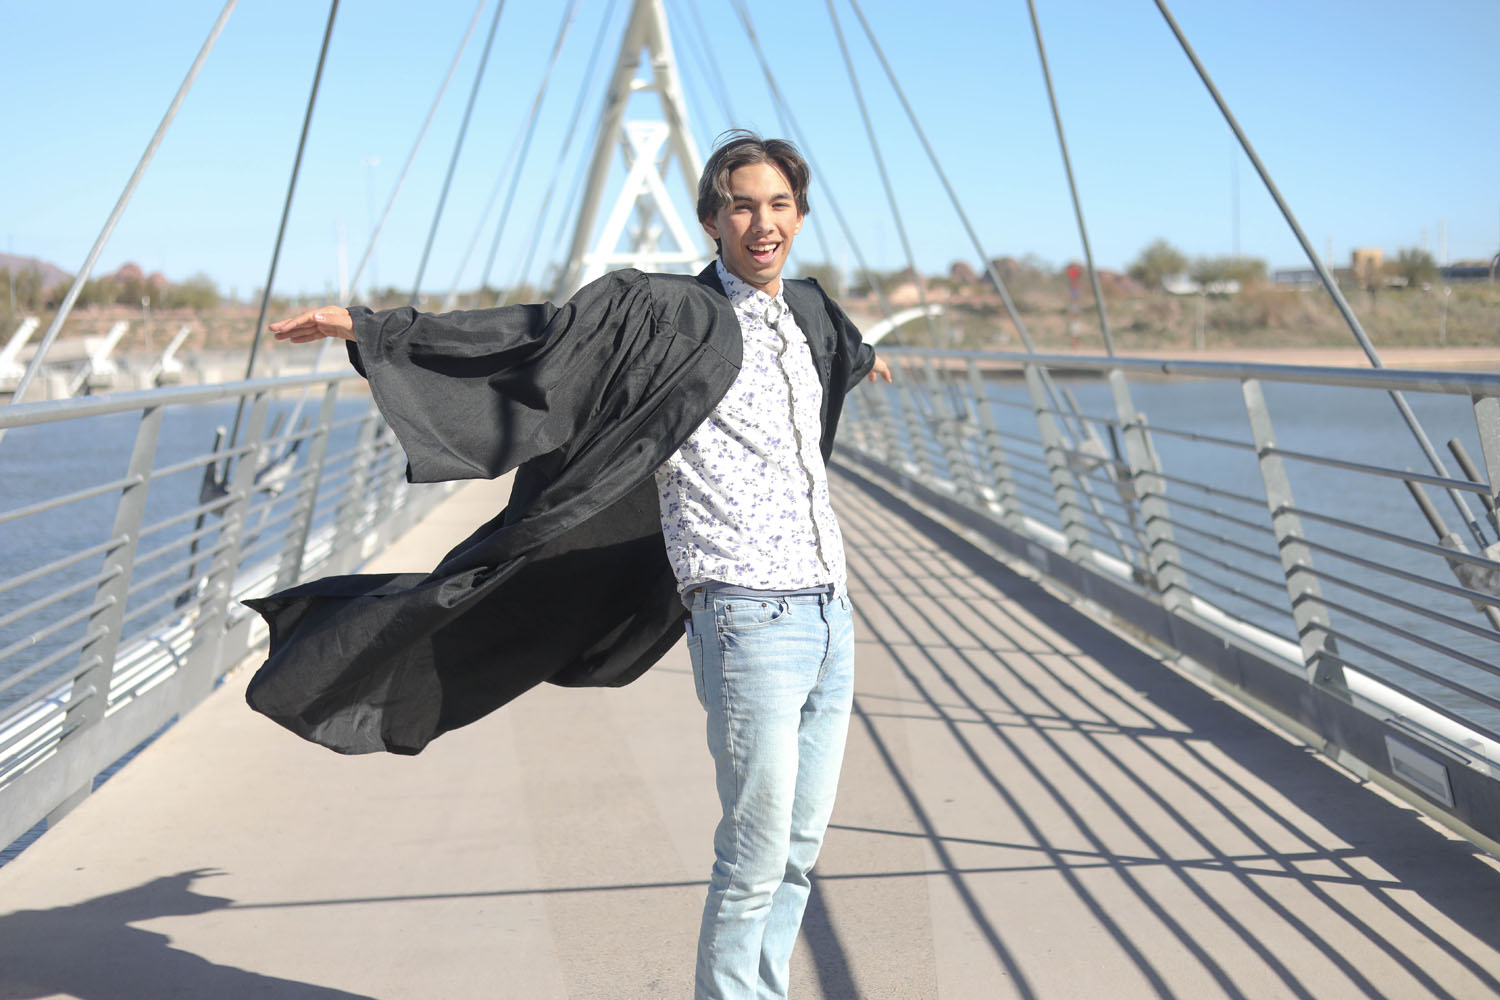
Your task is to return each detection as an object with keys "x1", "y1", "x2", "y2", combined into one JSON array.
[{"x1": 244, "y1": 265, "x2": 875, "y2": 755}]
